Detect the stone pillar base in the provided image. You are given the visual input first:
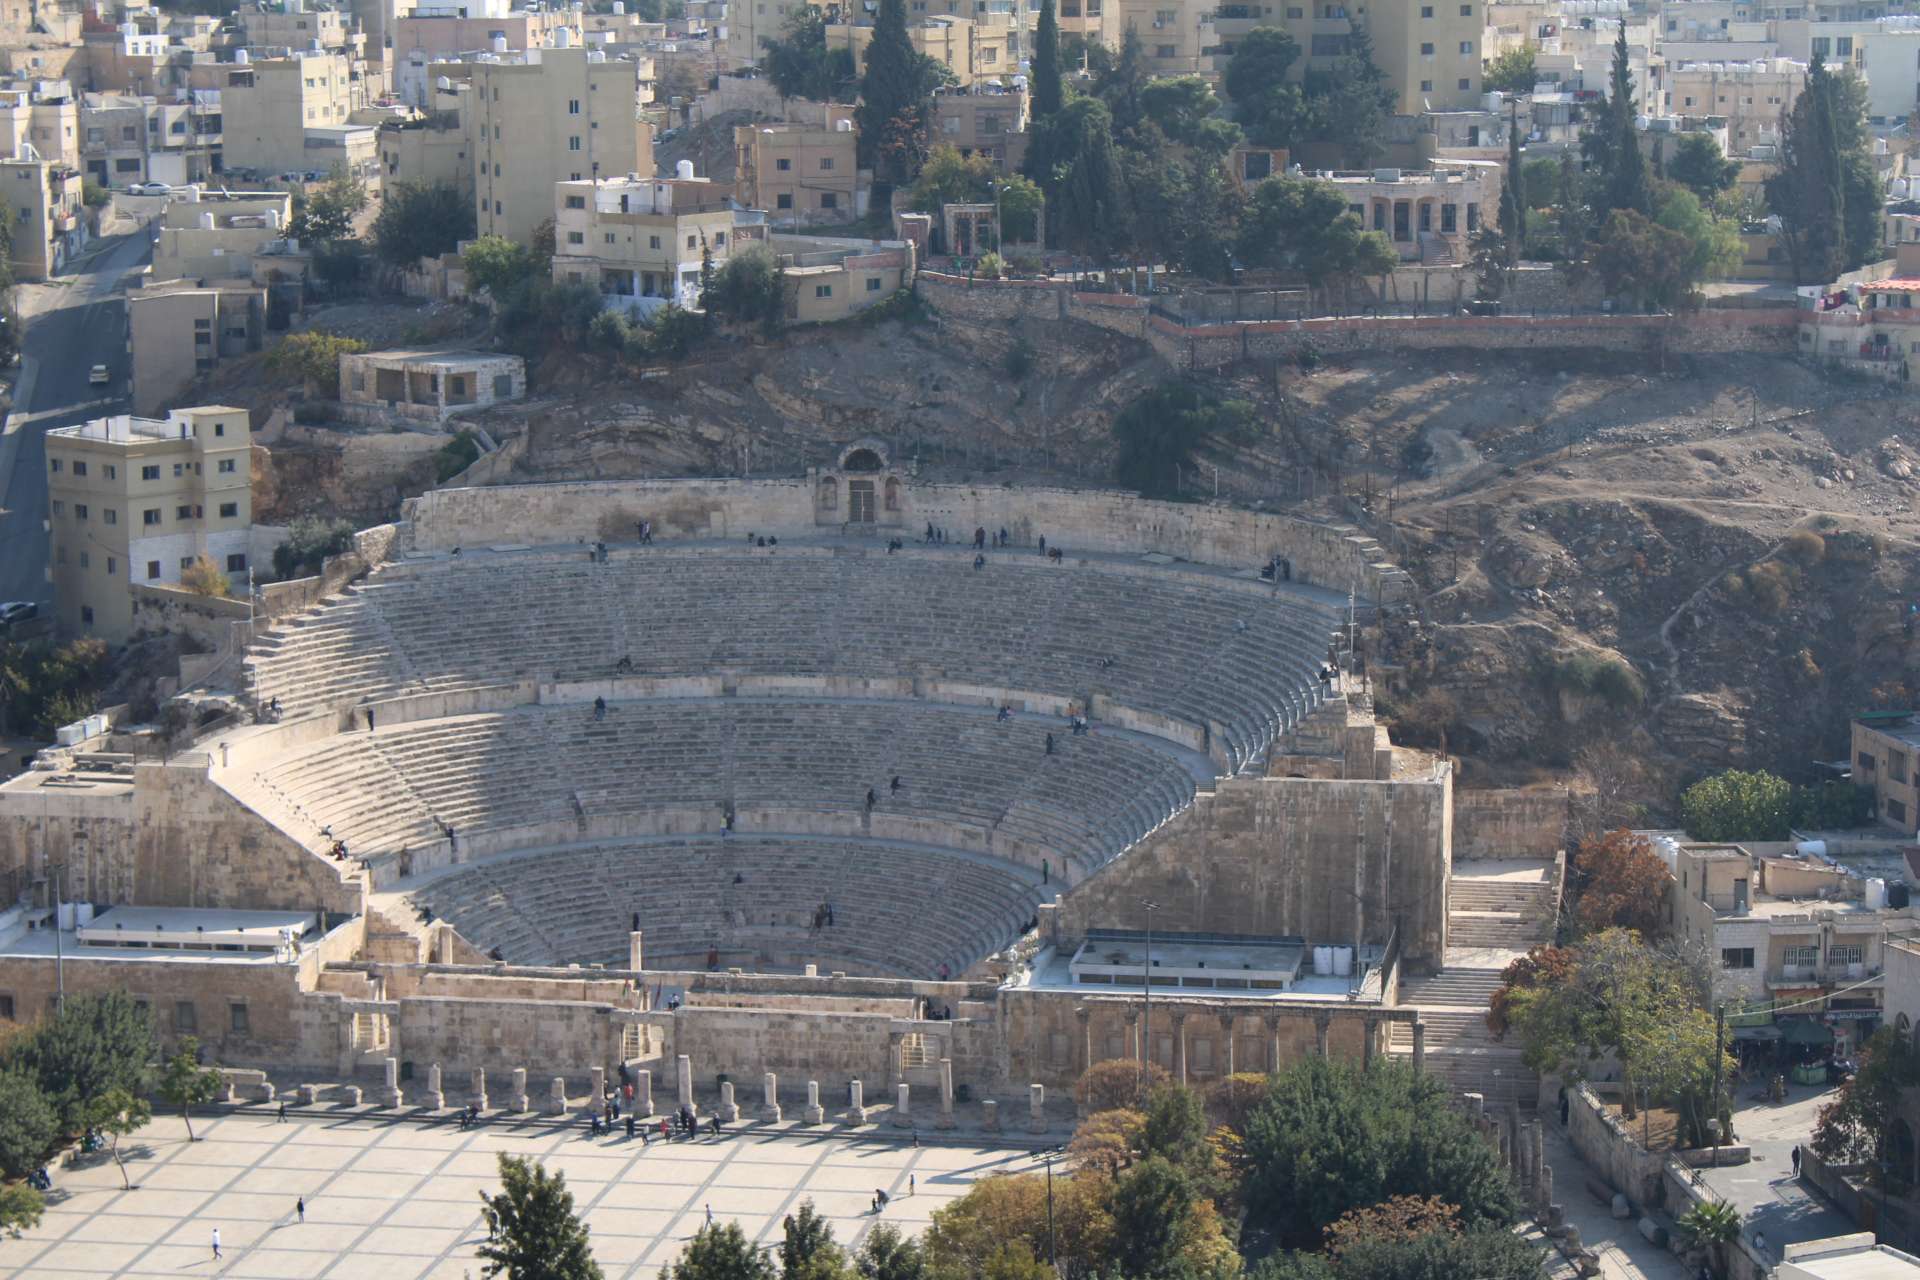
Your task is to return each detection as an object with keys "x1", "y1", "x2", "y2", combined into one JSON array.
[
  {"x1": 426, "y1": 1090, "x2": 445, "y2": 1110},
  {"x1": 382, "y1": 1088, "x2": 404, "y2": 1110},
  {"x1": 803, "y1": 1103, "x2": 824, "y2": 1124},
  {"x1": 719, "y1": 1101, "x2": 740, "y2": 1123},
  {"x1": 342, "y1": 1086, "x2": 363, "y2": 1106},
  {"x1": 512, "y1": 1092, "x2": 530, "y2": 1112},
  {"x1": 936, "y1": 1109, "x2": 956, "y2": 1130},
  {"x1": 847, "y1": 1106, "x2": 867, "y2": 1125},
  {"x1": 891, "y1": 1108, "x2": 912, "y2": 1128},
  {"x1": 981, "y1": 1100, "x2": 999, "y2": 1131},
  {"x1": 296, "y1": 1084, "x2": 318, "y2": 1106},
  {"x1": 260, "y1": 1084, "x2": 276, "y2": 1103},
  {"x1": 761, "y1": 1103, "x2": 783, "y2": 1123}
]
